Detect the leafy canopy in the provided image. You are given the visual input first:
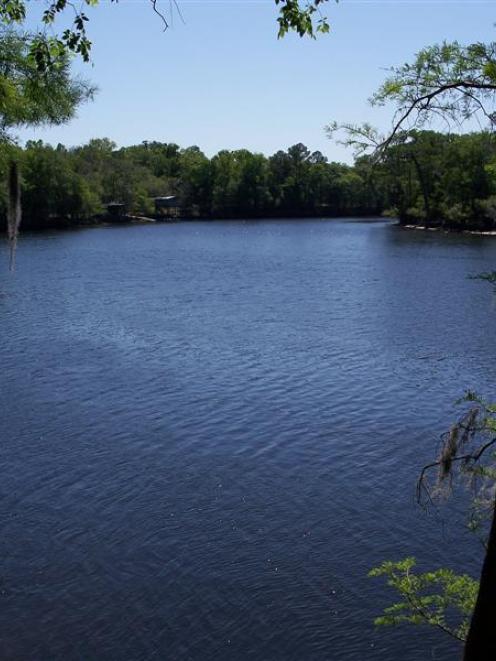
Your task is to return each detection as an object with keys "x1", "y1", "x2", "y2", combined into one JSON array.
[
  {"x1": 328, "y1": 40, "x2": 496, "y2": 156},
  {"x1": 0, "y1": 0, "x2": 336, "y2": 71},
  {"x1": 275, "y1": 0, "x2": 332, "y2": 38},
  {"x1": 0, "y1": 30, "x2": 94, "y2": 139},
  {"x1": 0, "y1": 28, "x2": 94, "y2": 256},
  {"x1": 369, "y1": 558, "x2": 478, "y2": 643},
  {"x1": 375, "y1": 42, "x2": 496, "y2": 141}
]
